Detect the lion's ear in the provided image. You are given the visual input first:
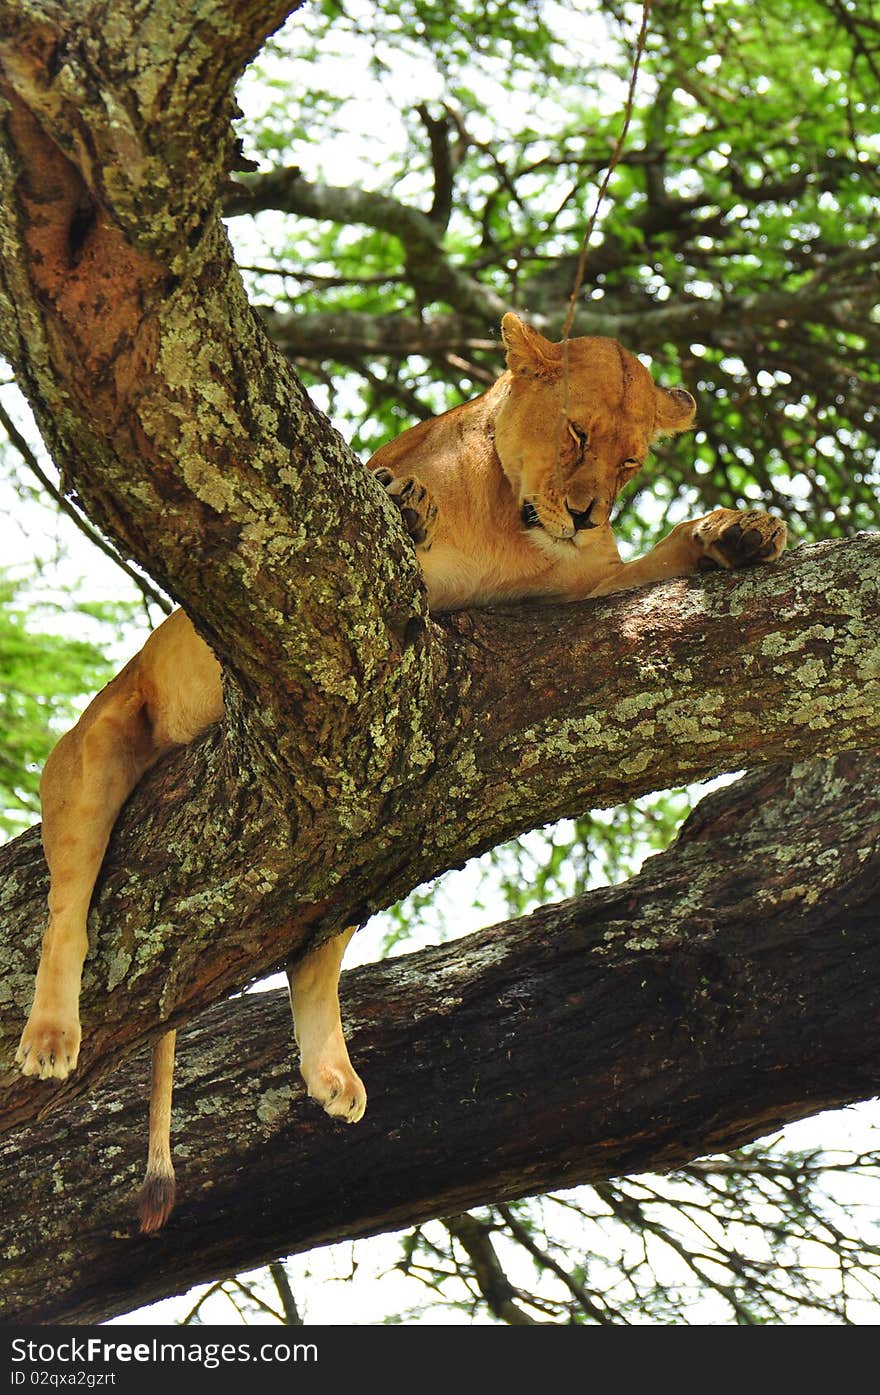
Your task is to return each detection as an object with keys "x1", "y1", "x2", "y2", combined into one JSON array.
[
  {"x1": 501, "y1": 312, "x2": 561, "y2": 380},
  {"x1": 653, "y1": 384, "x2": 696, "y2": 437}
]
